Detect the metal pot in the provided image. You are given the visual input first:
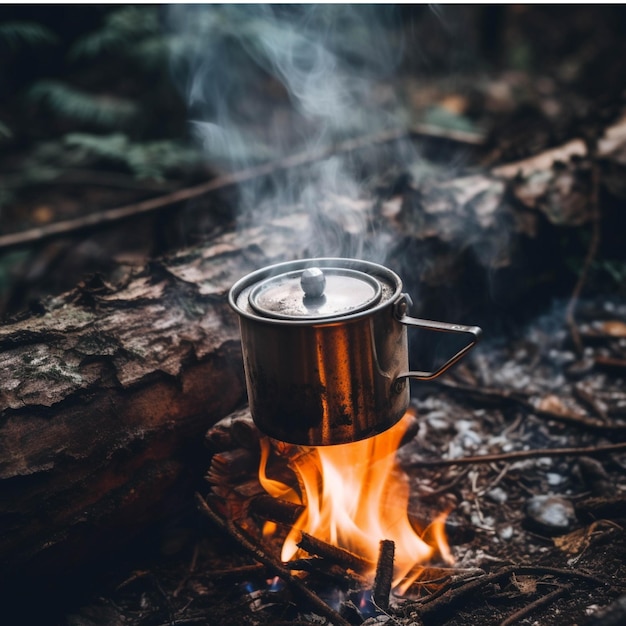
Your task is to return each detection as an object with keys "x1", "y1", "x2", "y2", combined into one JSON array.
[{"x1": 229, "y1": 258, "x2": 481, "y2": 446}]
